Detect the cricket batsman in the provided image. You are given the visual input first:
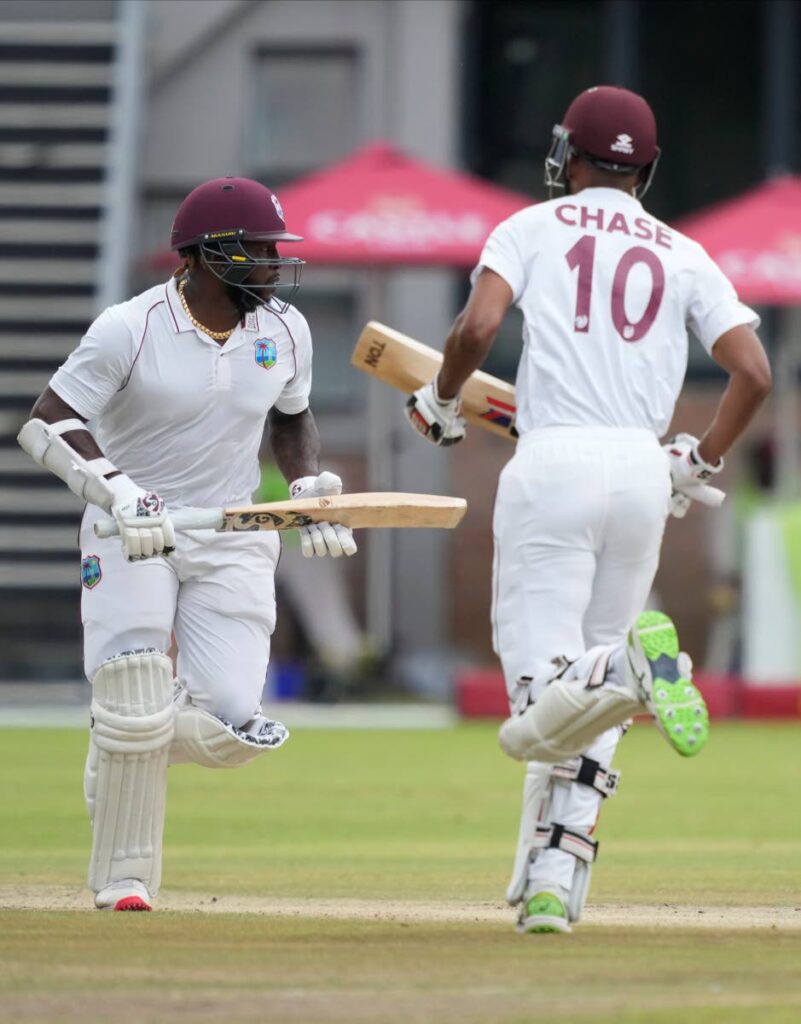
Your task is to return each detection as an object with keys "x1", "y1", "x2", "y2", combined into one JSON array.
[
  {"x1": 17, "y1": 177, "x2": 357, "y2": 911},
  {"x1": 405, "y1": 86, "x2": 771, "y2": 933}
]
